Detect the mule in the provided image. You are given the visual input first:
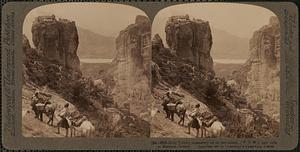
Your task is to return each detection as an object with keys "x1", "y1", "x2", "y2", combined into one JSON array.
[
  {"x1": 201, "y1": 116, "x2": 225, "y2": 137},
  {"x1": 56, "y1": 116, "x2": 71, "y2": 137},
  {"x1": 70, "y1": 117, "x2": 95, "y2": 137},
  {"x1": 167, "y1": 101, "x2": 187, "y2": 125},
  {"x1": 35, "y1": 101, "x2": 56, "y2": 126}
]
